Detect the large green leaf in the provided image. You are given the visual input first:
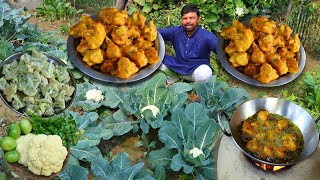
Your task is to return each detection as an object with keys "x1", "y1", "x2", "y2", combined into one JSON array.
[
  {"x1": 171, "y1": 108, "x2": 192, "y2": 140},
  {"x1": 70, "y1": 146, "x2": 102, "y2": 162},
  {"x1": 85, "y1": 126, "x2": 113, "y2": 140},
  {"x1": 100, "y1": 86, "x2": 125, "y2": 108},
  {"x1": 170, "y1": 154, "x2": 193, "y2": 174},
  {"x1": 91, "y1": 157, "x2": 112, "y2": 178},
  {"x1": 158, "y1": 125, "x2": 182, "y2": 150},
  {"x1": 59, "y1": 164, "x2": 88, "y2": 180},
  {"x1": 66, "y1": 111, "x2": 99, "y2": 130},
  {"x1": 75, "y1": 133, "x2": 101, "y2": 149},
  {"x1": 111, "y1": 152, "x2": 132, "y2": 171},
  {"x1": 100, "y1": 109, "x2": 135, "y2": 136},
  {"x1": 195, "y1": 119, "x2": 217, "y2": 150},
  {"x1": 147, "y1": 147, "x2": 175, "y2": 167}
]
